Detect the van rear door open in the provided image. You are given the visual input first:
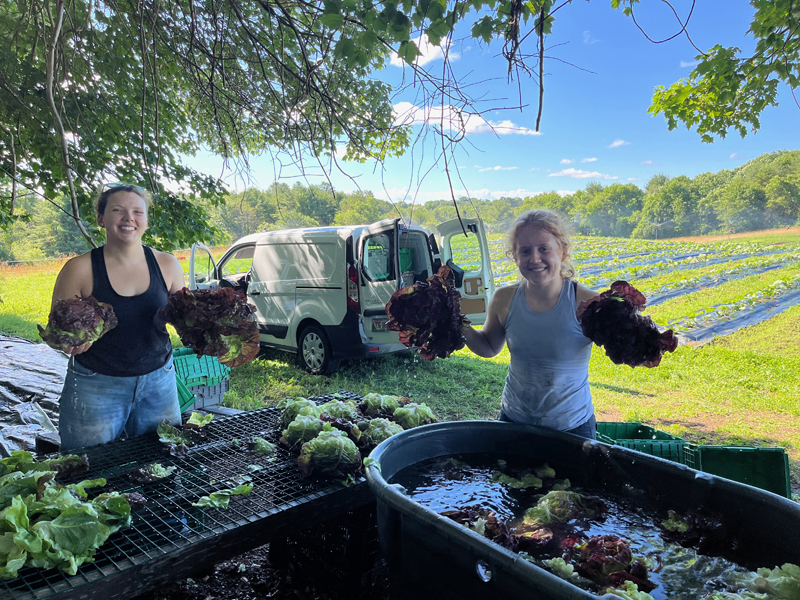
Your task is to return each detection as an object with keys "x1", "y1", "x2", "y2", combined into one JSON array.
[
  {"x1": 436, "y1": 218, "x2": 495, "y2": 326},
  {"x1": 356, "y1": 219, "x2": 402, "y2": 345},
  {"x1": 188, "y1": 243, "x2": 217, "y2": 290}
]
